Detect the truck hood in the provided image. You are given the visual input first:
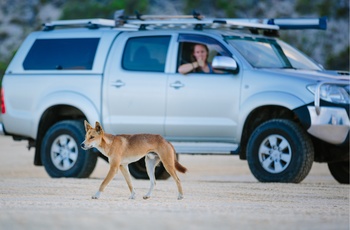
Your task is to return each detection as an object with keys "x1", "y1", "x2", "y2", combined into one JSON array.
[{"x1": 260, "y1": 69, "x2": 349, "y2": 82}]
